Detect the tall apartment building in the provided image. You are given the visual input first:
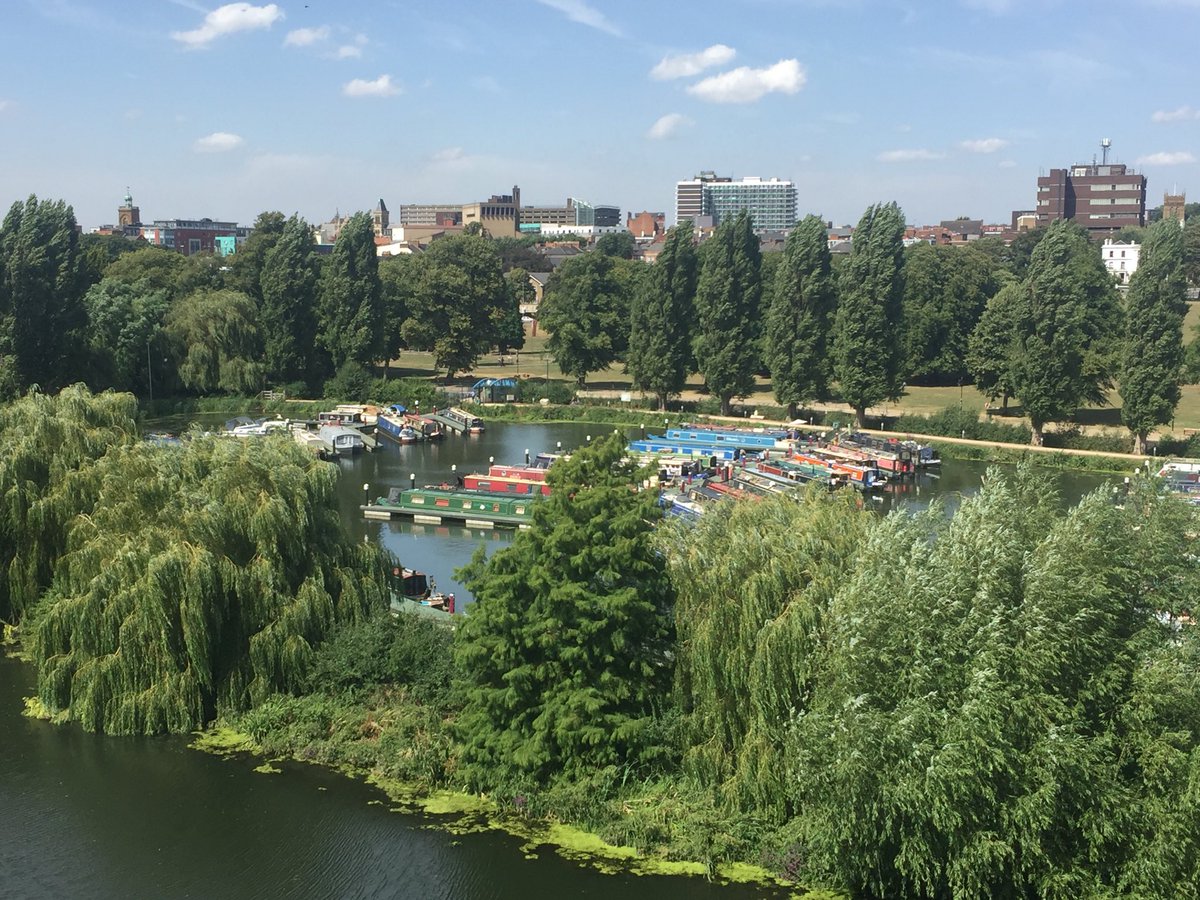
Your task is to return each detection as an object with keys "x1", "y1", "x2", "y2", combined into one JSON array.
[
  {"x1": 675, "y1": 172, "x2": 797, "y2": 232},
  {"x1": 1035, "y1": 141, "x2": 1146, "y2": 237},
  {"x1": 397, "y1": 204, "x2": 462, "y2": 227}
]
